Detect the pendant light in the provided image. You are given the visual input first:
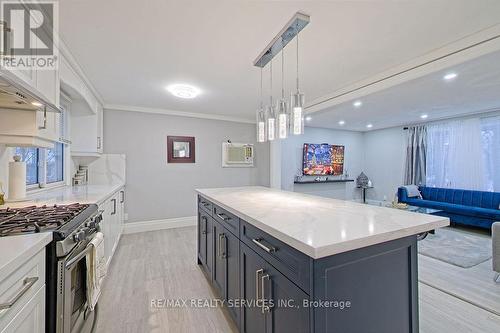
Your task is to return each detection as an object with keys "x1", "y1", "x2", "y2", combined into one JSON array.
[
  {"x1": 256, "y1": 68, "x2": 267, "y2": 142},
  {"x1": 290, "y1": 23, "x2": 305, "y2": 135},
  {"x1": 277, "y1": 38, "x2": 288, "y2": 139},
  {"x1": 267, "y1": 60, "x2": 277, "y2": 141}
]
